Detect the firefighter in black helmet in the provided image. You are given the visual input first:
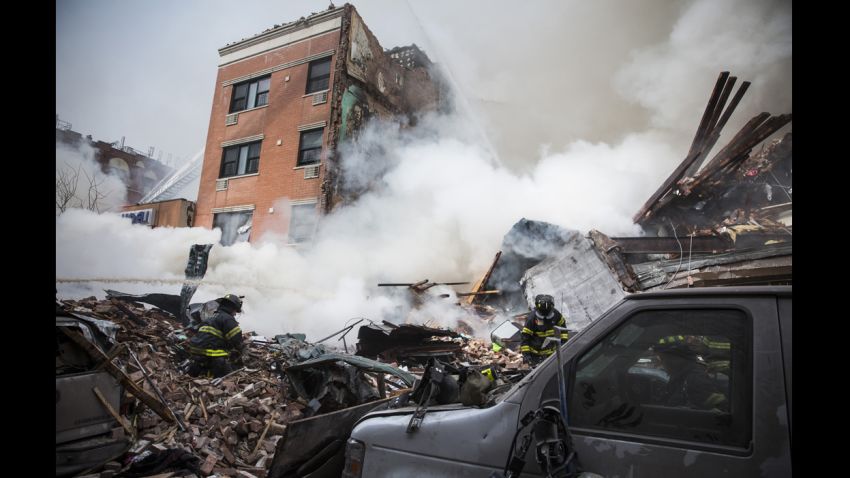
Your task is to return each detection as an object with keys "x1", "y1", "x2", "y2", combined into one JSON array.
[
  {"x1": 520, "y1": 294, "x2": 569, "y2": 367},
  {"x1": 186, "y1": 294, "x2": 245, "y2": 378}
]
